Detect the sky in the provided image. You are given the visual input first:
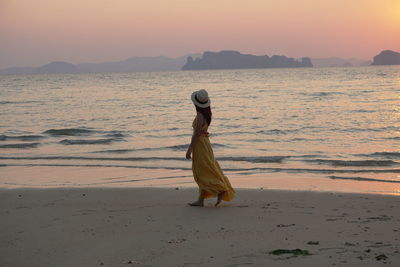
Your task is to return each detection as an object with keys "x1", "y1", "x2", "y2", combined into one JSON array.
[{"x1": 0, "y1": 0, "x2": 399, "y2": 69}]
